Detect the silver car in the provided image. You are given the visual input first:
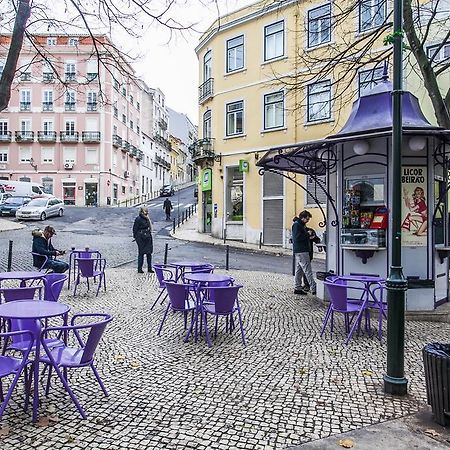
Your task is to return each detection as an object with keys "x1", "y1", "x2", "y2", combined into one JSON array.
[{"x1": 16, "y1": 197, "x2": 64, "y2": 221}]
